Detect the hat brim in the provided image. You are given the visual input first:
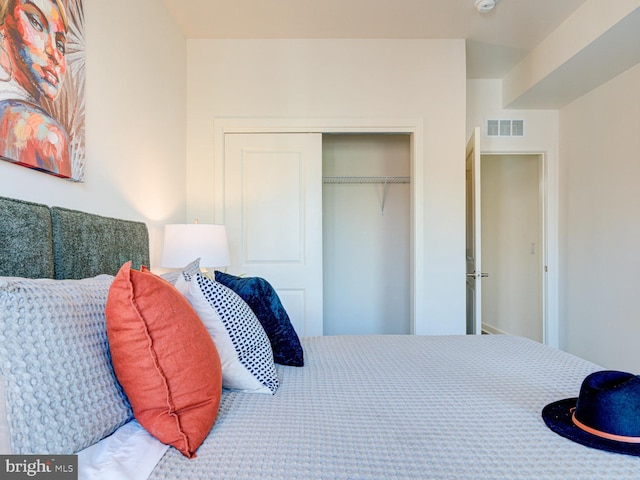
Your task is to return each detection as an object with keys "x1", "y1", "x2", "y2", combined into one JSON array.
[{"x1": 542, "y1": 398, "x2": 640, "y2": 457}]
